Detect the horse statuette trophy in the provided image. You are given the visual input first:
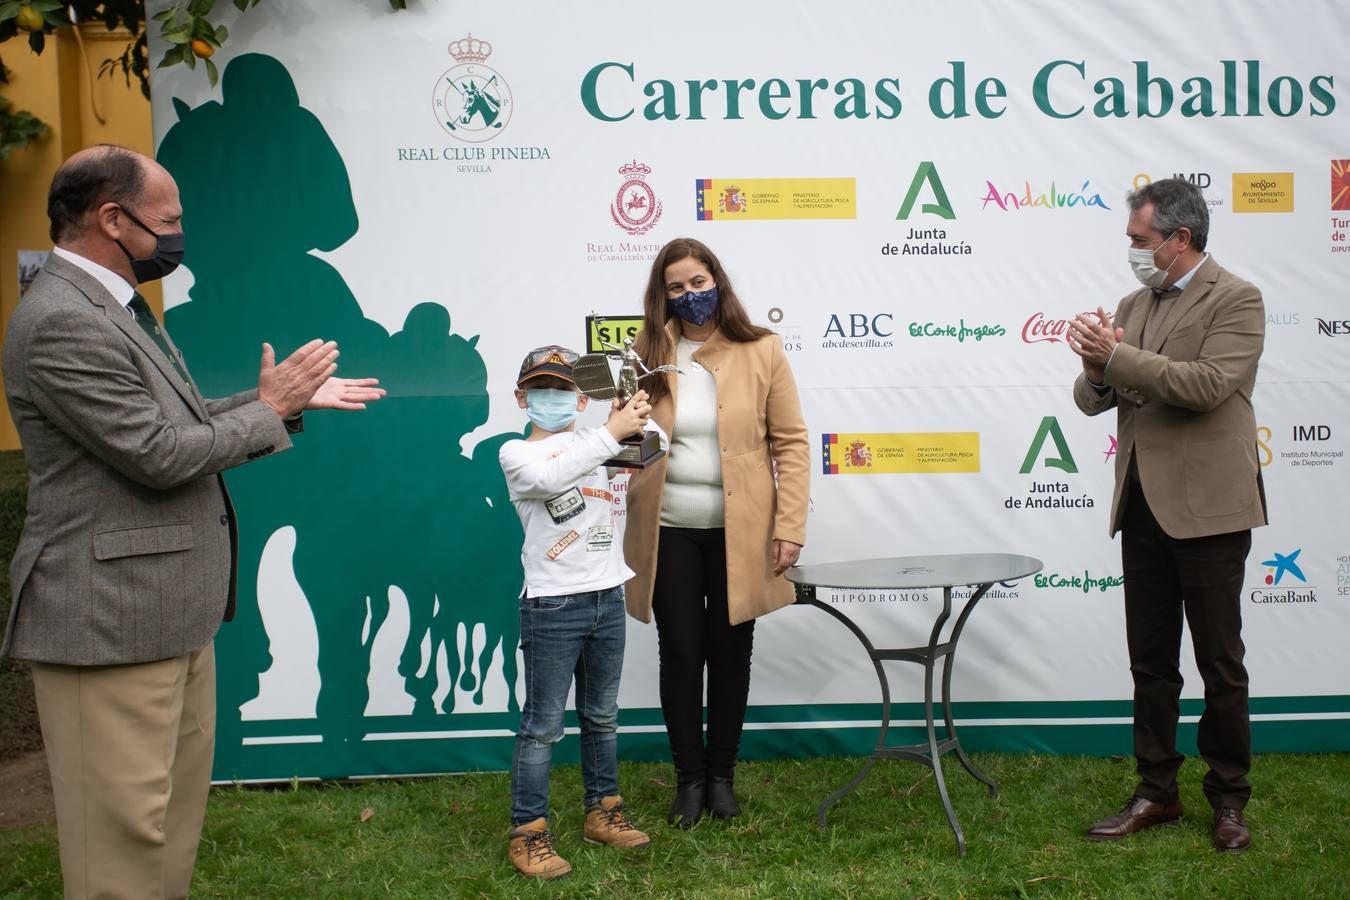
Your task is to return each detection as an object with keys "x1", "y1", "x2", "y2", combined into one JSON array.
[{"x1": 572, "y1": 334, "x2": 679, "y2": 468}]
